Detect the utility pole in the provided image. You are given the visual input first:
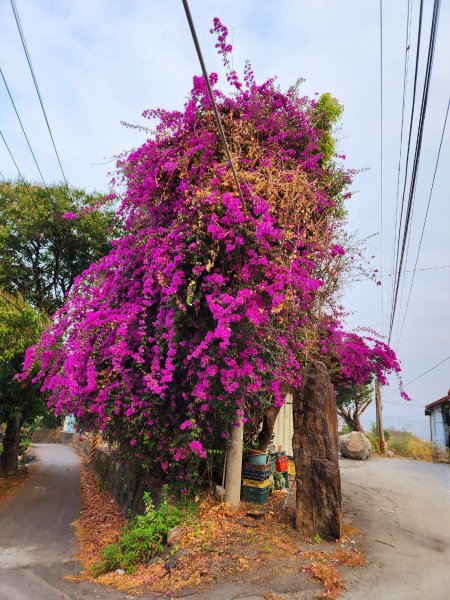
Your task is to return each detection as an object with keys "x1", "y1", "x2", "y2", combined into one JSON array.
[
  {"x1": 224, "y1": 415, "x2": 244, "y2": 511},
  {"x1": 375, "y1": 379, "x2": 386, "y2": 454}
]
